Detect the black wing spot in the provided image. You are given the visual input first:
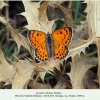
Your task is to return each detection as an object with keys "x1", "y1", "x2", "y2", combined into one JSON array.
[
  {"x1": 41, "y1": 46, "x2": 43, "y2": 49},
  {"x1": 40, "y1": 34, "x2": 42, "y2": 36},
  {"x1": 37, "y1": 42, "x2": 39, "y2": 44},
  {"x1": 34, "y1": 44, "x2": 36, "y2": 46},
  {"x1": 67, "y1": 38, "x2": 70, "y2": 40},
  {"x1": 29, "y1": 36, "x2": 31, "y2": 38},
  {"x1": 64, "y1": 35, "x2": 66, "y2": 37},
  {"x1": 45, "y1": 58, "x2": 47, "y2": 61},
  {"x1": 57, "y1": 33, "x2": 59, "y2": 34},
  {"x1": 37, "y1": 33, "x2": 39, "y2": 36},
  {"x1": 30, "y1": 38, "x2": 32, "y2": 41},
  {"x1": 41, "y1": 59, "x2": 43, "y2": 61},
  {"x1": 58, "y1": 51, "x2": 60, "y2": 53},
  {"x1": 60, "y1": 31, "x2": 62, "y2": 34},
  {"x1": 64, "y1": 28, "x2": 68, "y2": 33},
  {"x1": 40, "y1": 58, "x2": 41, "y2": 60},
  {"x1": 65, "y1": 41, "x2": 68, "y2": 44},
  {"x1": 57, "y1": 44, "x2": 60, "y2": 47},
  {"x1": 56, "y1": 57, "x2": 58, "y2": 59}
]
